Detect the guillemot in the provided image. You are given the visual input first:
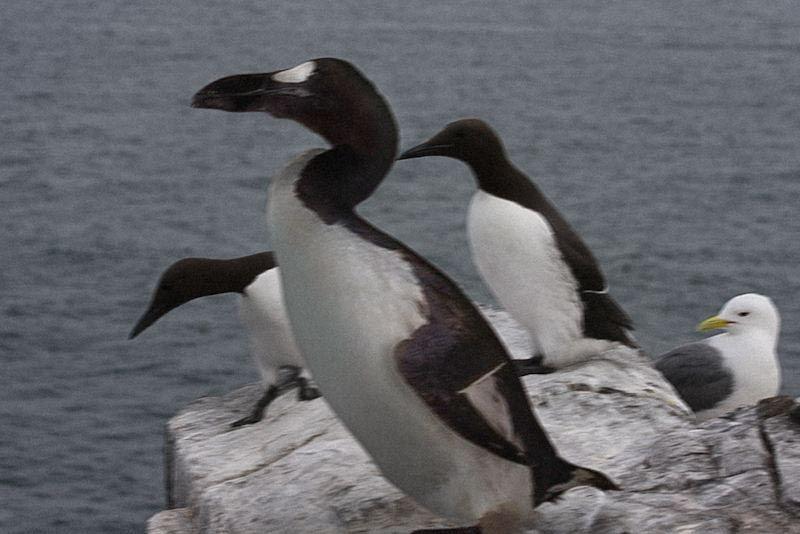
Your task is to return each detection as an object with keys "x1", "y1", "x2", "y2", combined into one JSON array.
[
  {"x1": 398, "y1": 119, "x2": 637, "y2": 375},
  {"x1": 129, "y1": 252, "x2": 319, "y2": 427},
  {"x1": 655, "y1": 293, "x2": 781, "y2": 421},
  {"x1": 192, "y1": 59, "x2": 617, "y2": 533}
]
